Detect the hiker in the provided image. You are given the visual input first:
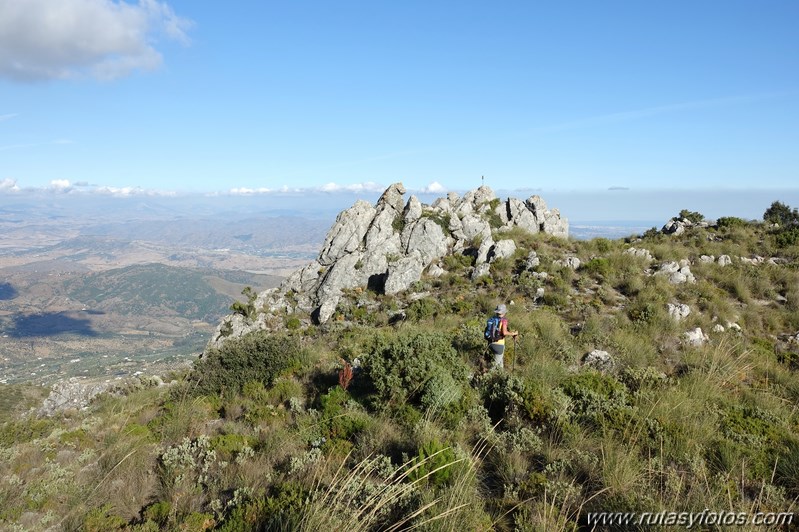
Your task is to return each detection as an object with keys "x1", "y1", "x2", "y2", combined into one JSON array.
[{"x1": 485, "y1": 304, "x2": 519, "y2": 369}]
